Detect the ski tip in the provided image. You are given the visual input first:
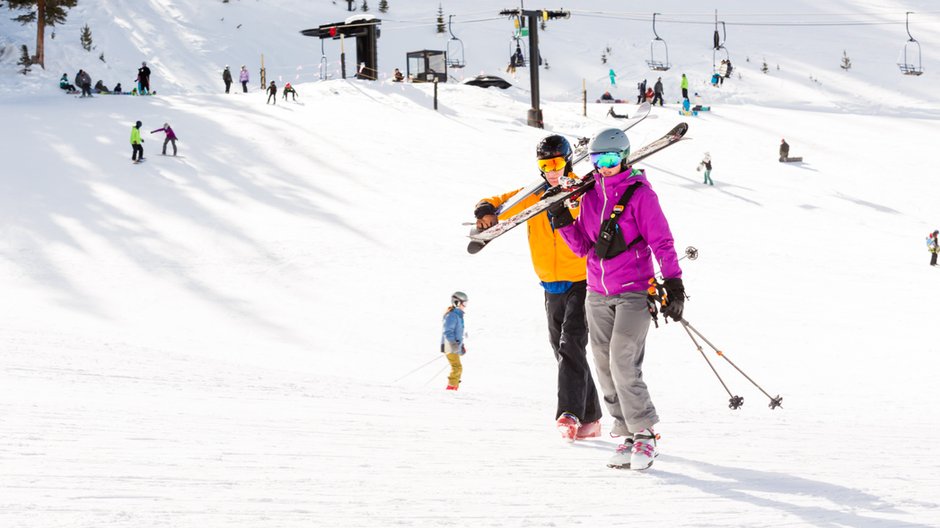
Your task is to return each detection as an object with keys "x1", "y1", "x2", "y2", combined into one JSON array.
[{"x1": 467, "y1": 241, "x2": 487, "y2": 254}]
